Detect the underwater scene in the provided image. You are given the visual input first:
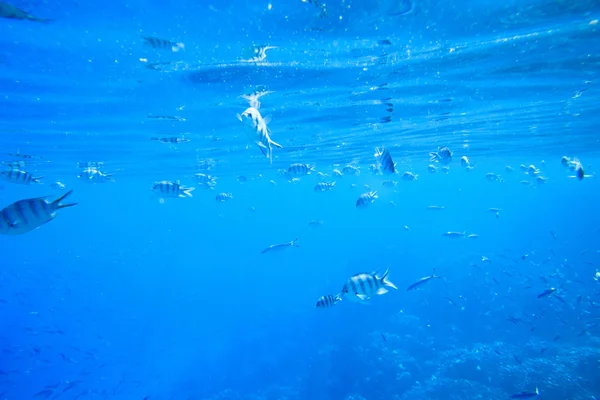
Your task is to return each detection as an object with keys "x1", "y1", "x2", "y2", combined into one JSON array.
[{"x1": 1, "y1": 0, "x2": 599, "y2": 399}]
